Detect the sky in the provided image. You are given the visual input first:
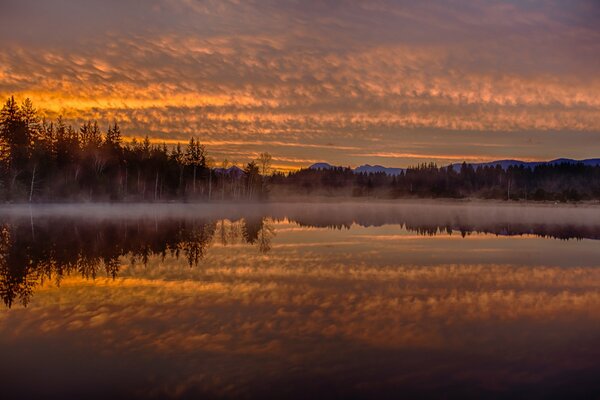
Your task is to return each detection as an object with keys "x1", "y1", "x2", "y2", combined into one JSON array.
[{"x1": 0, "y1": 0, "x2": 599, "y2": 171}]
